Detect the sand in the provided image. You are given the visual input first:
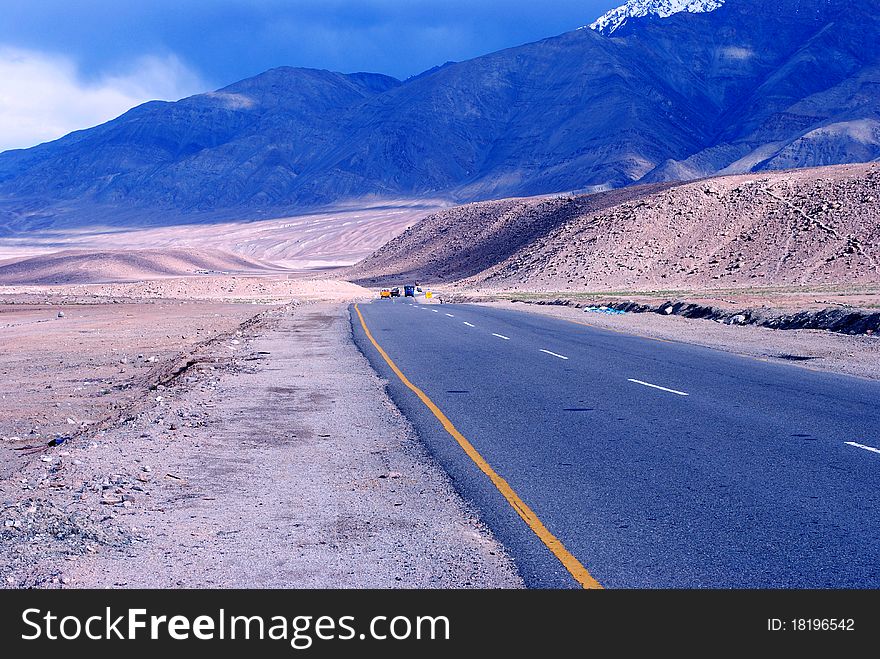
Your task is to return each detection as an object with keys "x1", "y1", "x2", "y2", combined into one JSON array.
[{"x1": 0, "y1": 289, "x2": 521, "y2": 588}]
